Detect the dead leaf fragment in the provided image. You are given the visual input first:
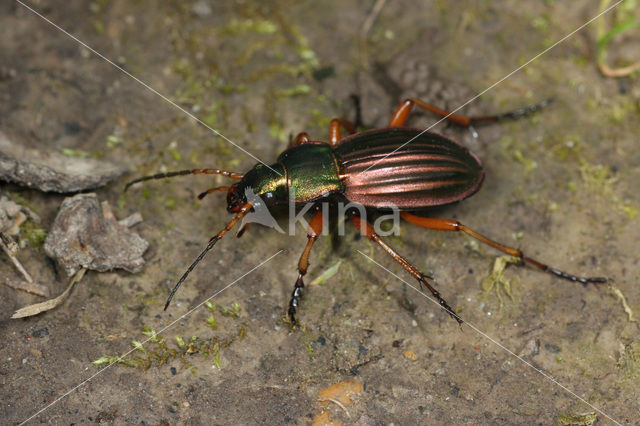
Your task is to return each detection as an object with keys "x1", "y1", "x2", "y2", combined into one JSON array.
[
  {"x1": 11, "y1": 269, "x2": 85, "y2": 318},
  {"x1": 403, "y1": 350, "x2": 418, "y2": 361},
  {"x1": 317, "y1": 380, "x2": 363, "y2": 408},
  {"x1": 312, "y1": 410, "x2": 342, "y2": 426}
]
